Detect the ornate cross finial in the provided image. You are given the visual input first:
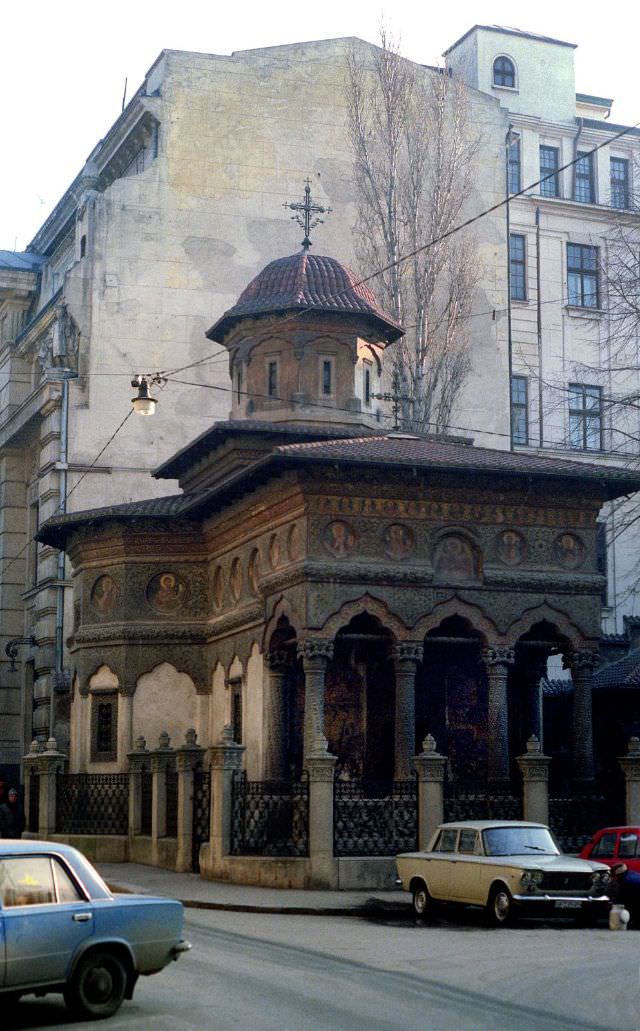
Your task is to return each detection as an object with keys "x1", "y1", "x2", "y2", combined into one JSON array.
[{"x1": 283, "y1": 178, "x2": 332, "y2": 250}]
